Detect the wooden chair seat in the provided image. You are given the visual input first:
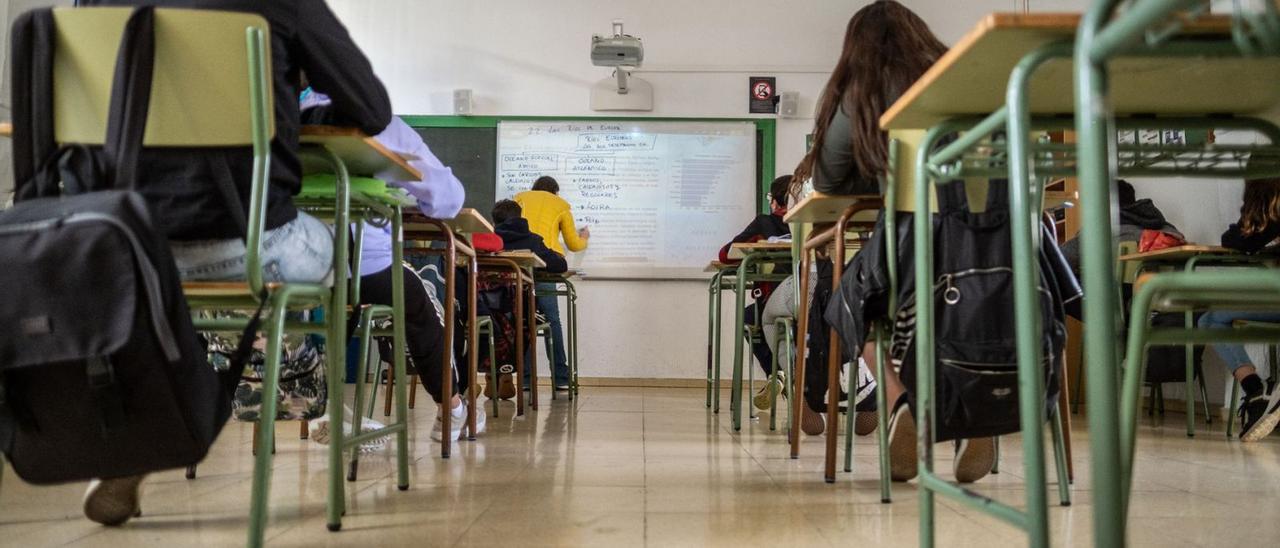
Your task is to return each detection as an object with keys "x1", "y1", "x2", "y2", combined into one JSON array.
[{"x1": 182, "y1": 281, "x2": 285, "y2": 297}]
